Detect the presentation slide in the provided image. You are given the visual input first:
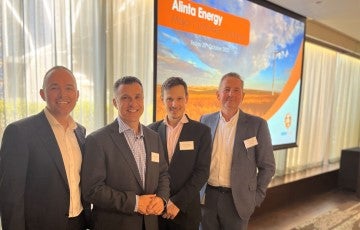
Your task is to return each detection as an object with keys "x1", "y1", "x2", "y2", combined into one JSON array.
[{"x1": 155, "y1": 0, "x2": 305, "y2": 149}]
